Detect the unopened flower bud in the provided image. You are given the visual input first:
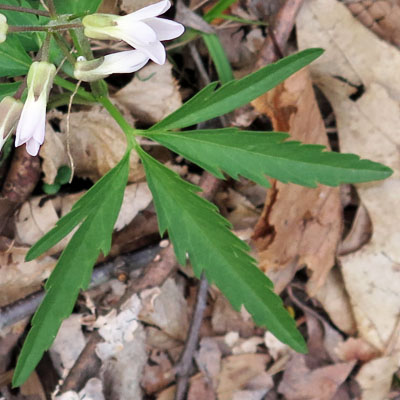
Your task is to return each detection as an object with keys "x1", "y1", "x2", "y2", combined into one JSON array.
[
  {"x1": 15, "y1": 61, "x2": 56, "y2": 156},
  {"x1": 74, "y1": 50, "x2": 149, "y2": 82},
  {"x1": 0, "y1": 96, "x2": 23, "y2": 151},
  {"x1": 0, "y1": 14, "x2": 8, "y2": 44}
]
